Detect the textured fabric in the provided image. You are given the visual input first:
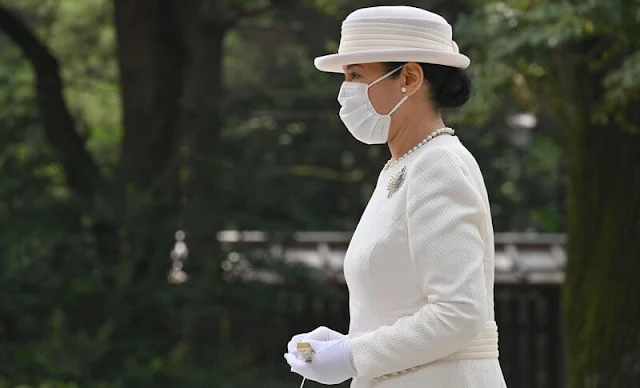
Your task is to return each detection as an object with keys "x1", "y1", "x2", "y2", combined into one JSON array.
[{"x1": 343, "y1": 135, "x2": 507, "y2": 387}]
